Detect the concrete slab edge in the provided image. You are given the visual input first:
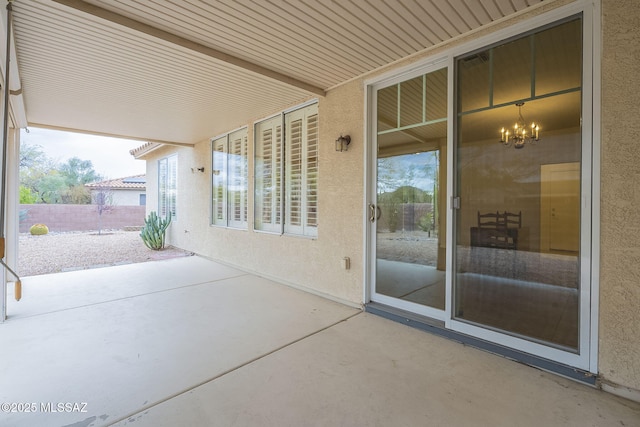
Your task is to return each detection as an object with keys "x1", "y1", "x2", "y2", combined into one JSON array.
[
  {"x1": 365, "y1": 303, "x2": 598, "y2": 386},
  {"x1": 601, "y1": 381, "x2": 640, "y2": 404}
]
